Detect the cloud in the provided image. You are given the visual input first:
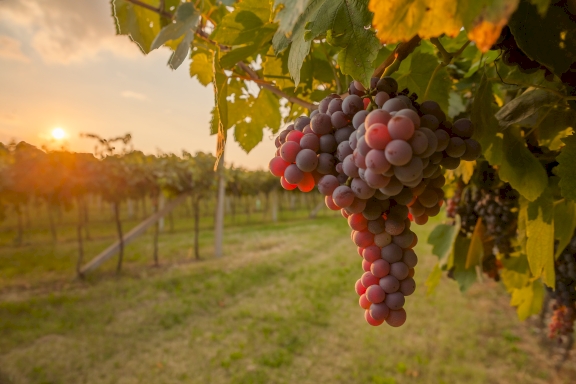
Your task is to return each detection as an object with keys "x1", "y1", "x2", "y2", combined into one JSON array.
[
  {"x1": 121, "y1": 90, "x2": 148, "y2": 101},
  {"x1": 0, "y1": 35, "x2": 29, "y2": 62},
  {"x1": 0, "y1": 0, "x2": 140, "y2": 64}
]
